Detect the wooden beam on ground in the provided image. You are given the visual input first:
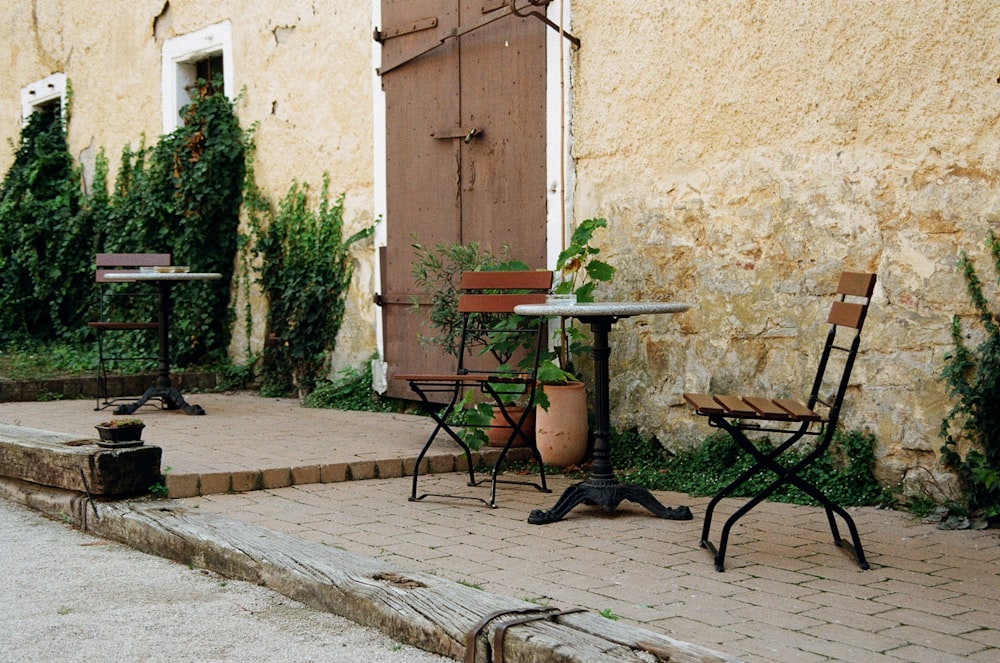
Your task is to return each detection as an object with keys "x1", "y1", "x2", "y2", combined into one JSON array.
[
  {"x1": 0, "y1": 424, "x2": 161, "y2": 496},
  {"x1": 76, "y1": 499, "x2": 738, "y2": 663}
]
